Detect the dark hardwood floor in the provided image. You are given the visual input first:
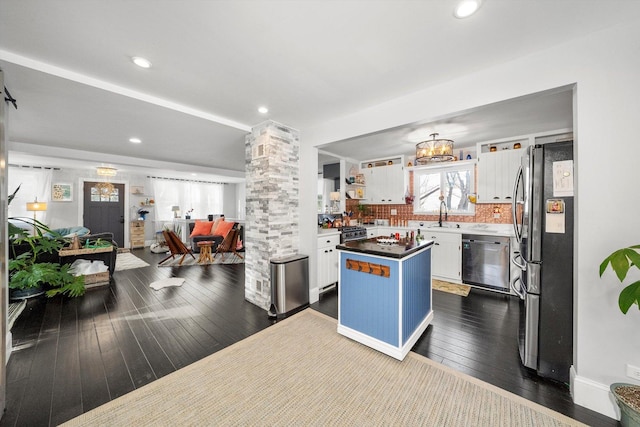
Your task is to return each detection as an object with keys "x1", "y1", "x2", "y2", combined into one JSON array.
[
  {"x1": 2, "y1": 248, "x2": 616, "y2": 426},
  {"x1": 313, "y1": 286, "x2": 617, "y2": 427},
  {"x1": 1, "y1": 249, "x2": 274, "y2": 427}
]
